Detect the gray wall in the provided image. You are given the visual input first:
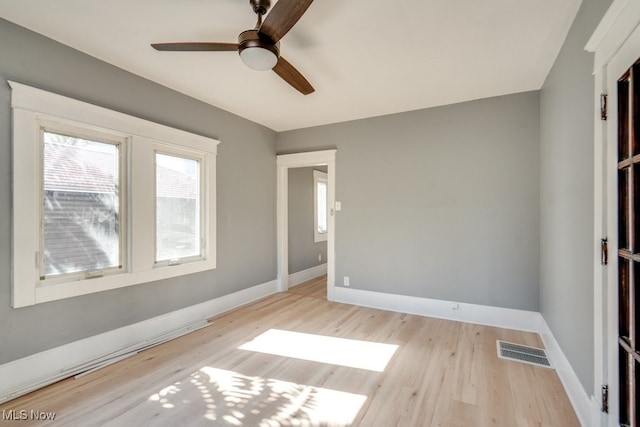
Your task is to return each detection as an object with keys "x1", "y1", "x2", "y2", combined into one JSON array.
[
  {"x1": 0, "y1": 19, "x2": 277, "y2": 364},
  {"x1": 288, "y1": 167, "x2": 328, "y2": 274},
  {"x1": 539, "y1": 0, "x2": 612, "y2": 393},
  {"x1": 1, "y1": 3, "x2": 609, "y2": 399},
  {"x1": 278, "y1": 92, "x2": 540, "y2": 310}
]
